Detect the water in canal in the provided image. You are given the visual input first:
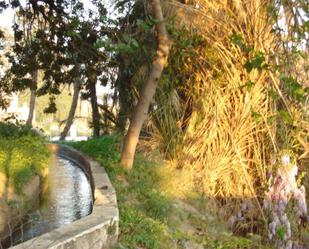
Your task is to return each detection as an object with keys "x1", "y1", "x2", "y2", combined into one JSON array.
[{"x1": 1, "y1": 155, "x2": 93, "y2": 248}]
